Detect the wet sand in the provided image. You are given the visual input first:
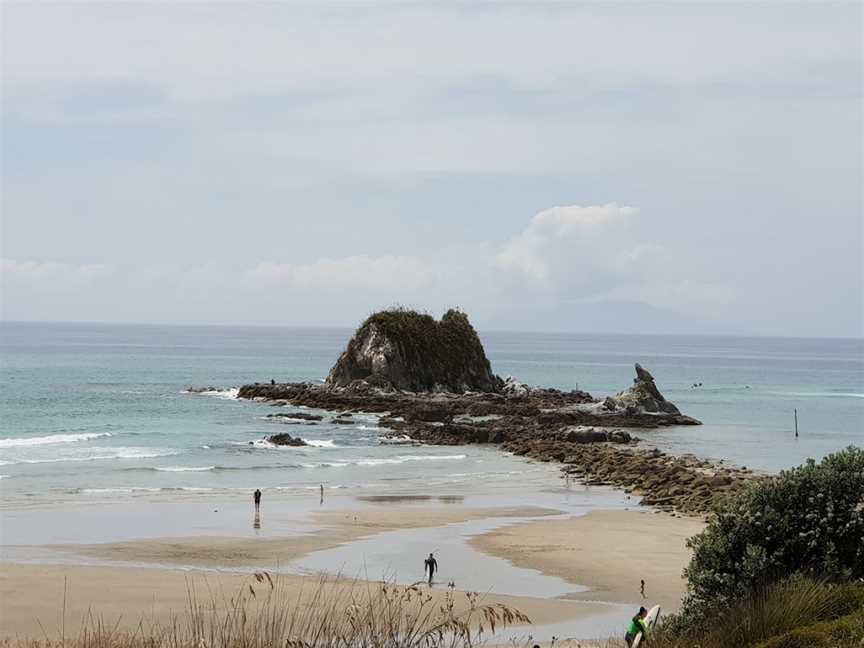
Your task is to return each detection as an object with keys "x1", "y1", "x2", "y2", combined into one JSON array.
[
  {"x1": 470, "y1": 509, "x2": 706, "y2": 610},
  {"x1": 0, "y1": 563, "x2": 607, "y2": 640},
  {"x1": 54, "y1": 506, "x2": 559, "y2": 569}
]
